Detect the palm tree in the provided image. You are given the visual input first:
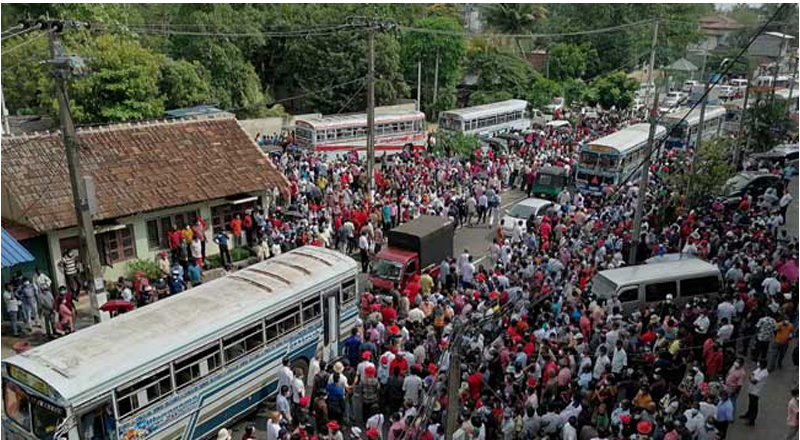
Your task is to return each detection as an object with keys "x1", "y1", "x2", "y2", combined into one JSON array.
[{"x1": 482, "y1": 3, "x2": 547, "y2": 55}]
